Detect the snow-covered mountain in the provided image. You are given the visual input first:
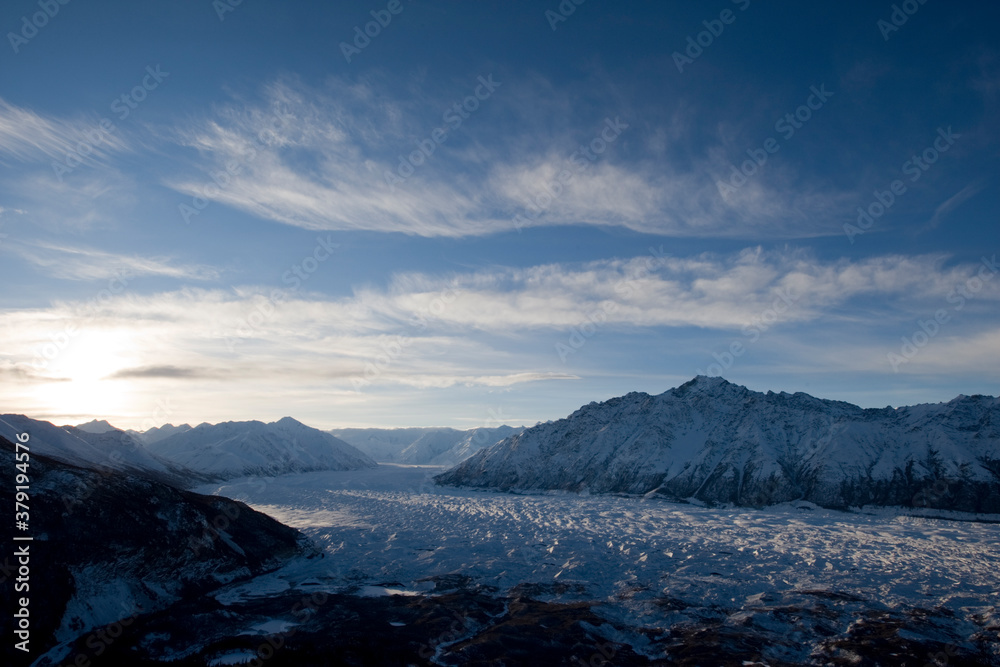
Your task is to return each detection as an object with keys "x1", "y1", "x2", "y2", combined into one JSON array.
[
  {"x1": 0, "y1": 414, "x2": 195, "y2": 485},
  {"x1": 148, "y1": 416, "x2": 376, "y2": 479},
  {"x1": 127, "y1": 422, "x2": 193, "y2": 444},
  {"x1": 330, "y1": 425, "x2": 524, "y2": 465},
  {"x1": 74, "y1": 418, "x2": 117, "y2": 434},
  {"x1": 436, "y1": 376, "x2": 1000, "y2": 513}
]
